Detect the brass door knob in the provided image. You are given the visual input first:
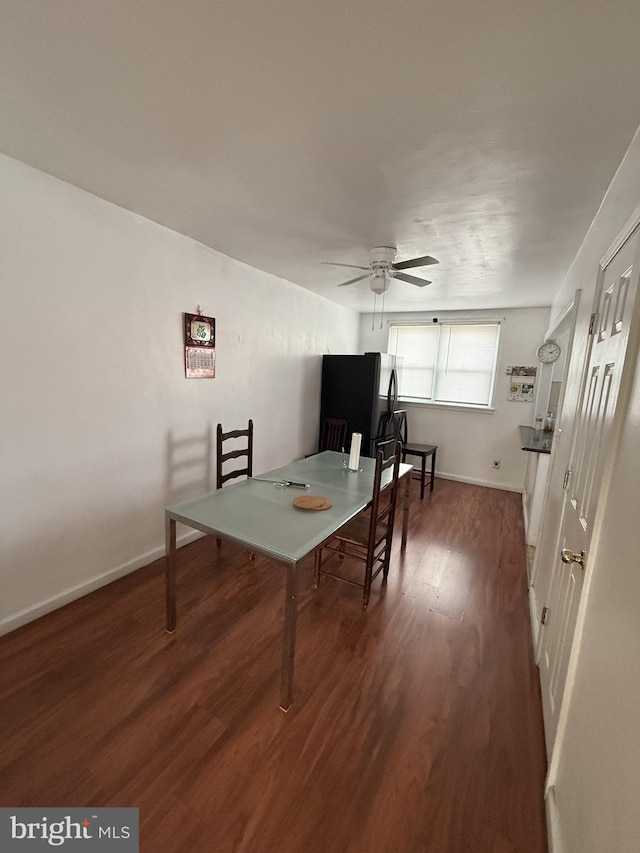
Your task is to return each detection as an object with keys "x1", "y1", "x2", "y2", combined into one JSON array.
[{"x1": 561, "y1": 548, "x2": 586, "y2": 568}]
